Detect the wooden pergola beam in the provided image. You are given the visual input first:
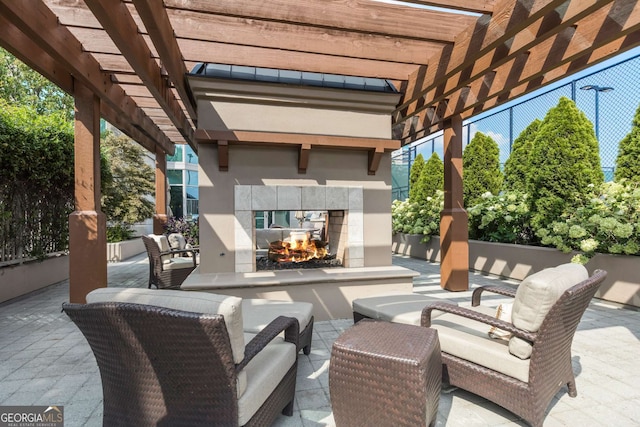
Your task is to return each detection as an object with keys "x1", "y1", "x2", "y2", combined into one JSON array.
[
  {"x1": 0, "y1": 0, "x2": 175, "y2": 156},
  {"x1": 398, "y1": 0, "x2": 496, "y2": 14},
  {"x1": 84, "y1": 0, "x2": 195, "y2": 149},
  {"x1": 163, "y1": 0, "x2": 478, "y2": 43}
]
